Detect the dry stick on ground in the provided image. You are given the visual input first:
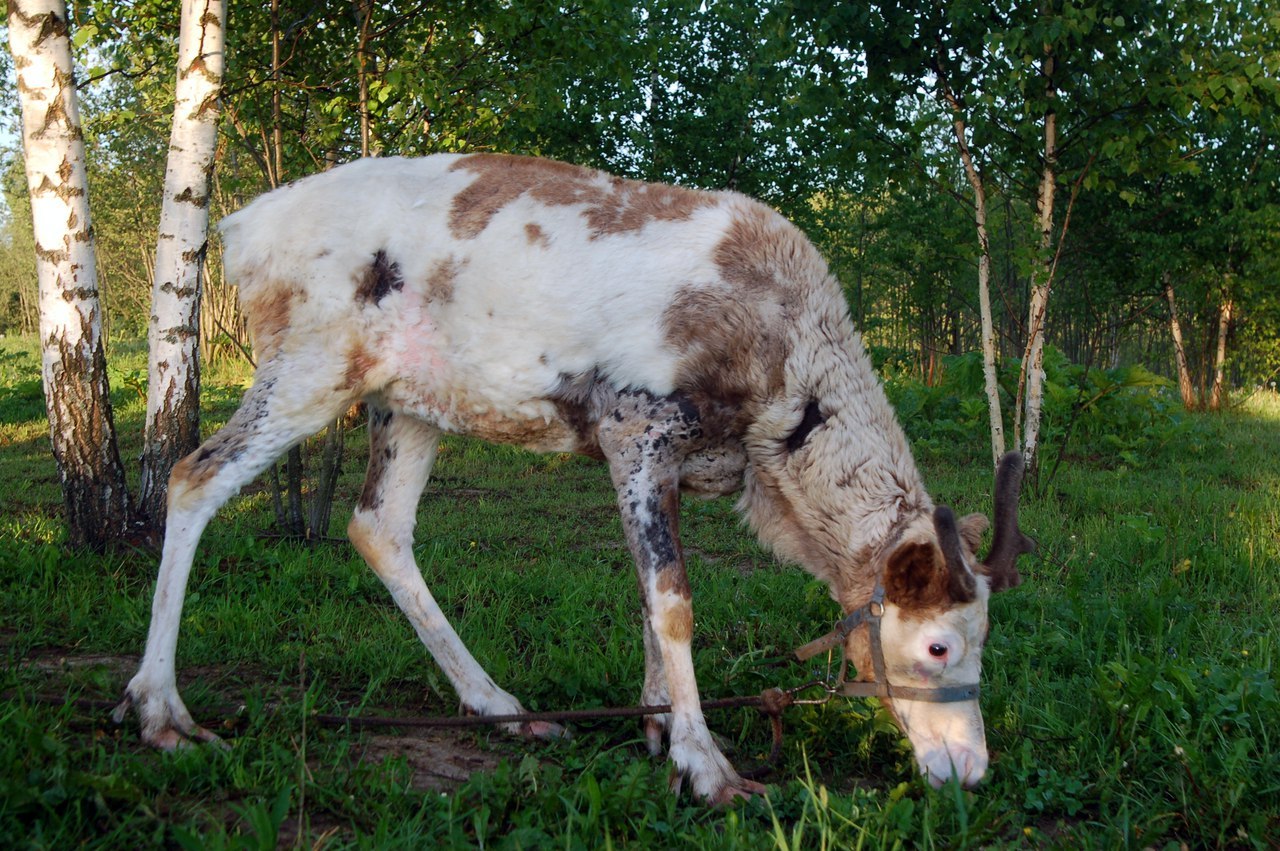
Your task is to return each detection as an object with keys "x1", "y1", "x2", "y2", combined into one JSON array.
[{"x1": 22, "y1": 682, "x2": 827, "y2": 778}]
